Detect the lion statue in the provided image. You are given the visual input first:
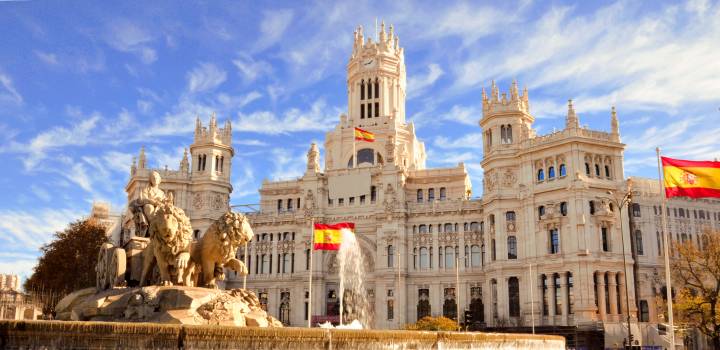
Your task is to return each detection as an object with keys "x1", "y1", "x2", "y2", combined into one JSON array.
[
  {"x1": 191, "y1": 212, "x2": 254, "y2": 288},
  {"x1": 139, "y1": 200, "x2": 194, "y2": 286}
]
